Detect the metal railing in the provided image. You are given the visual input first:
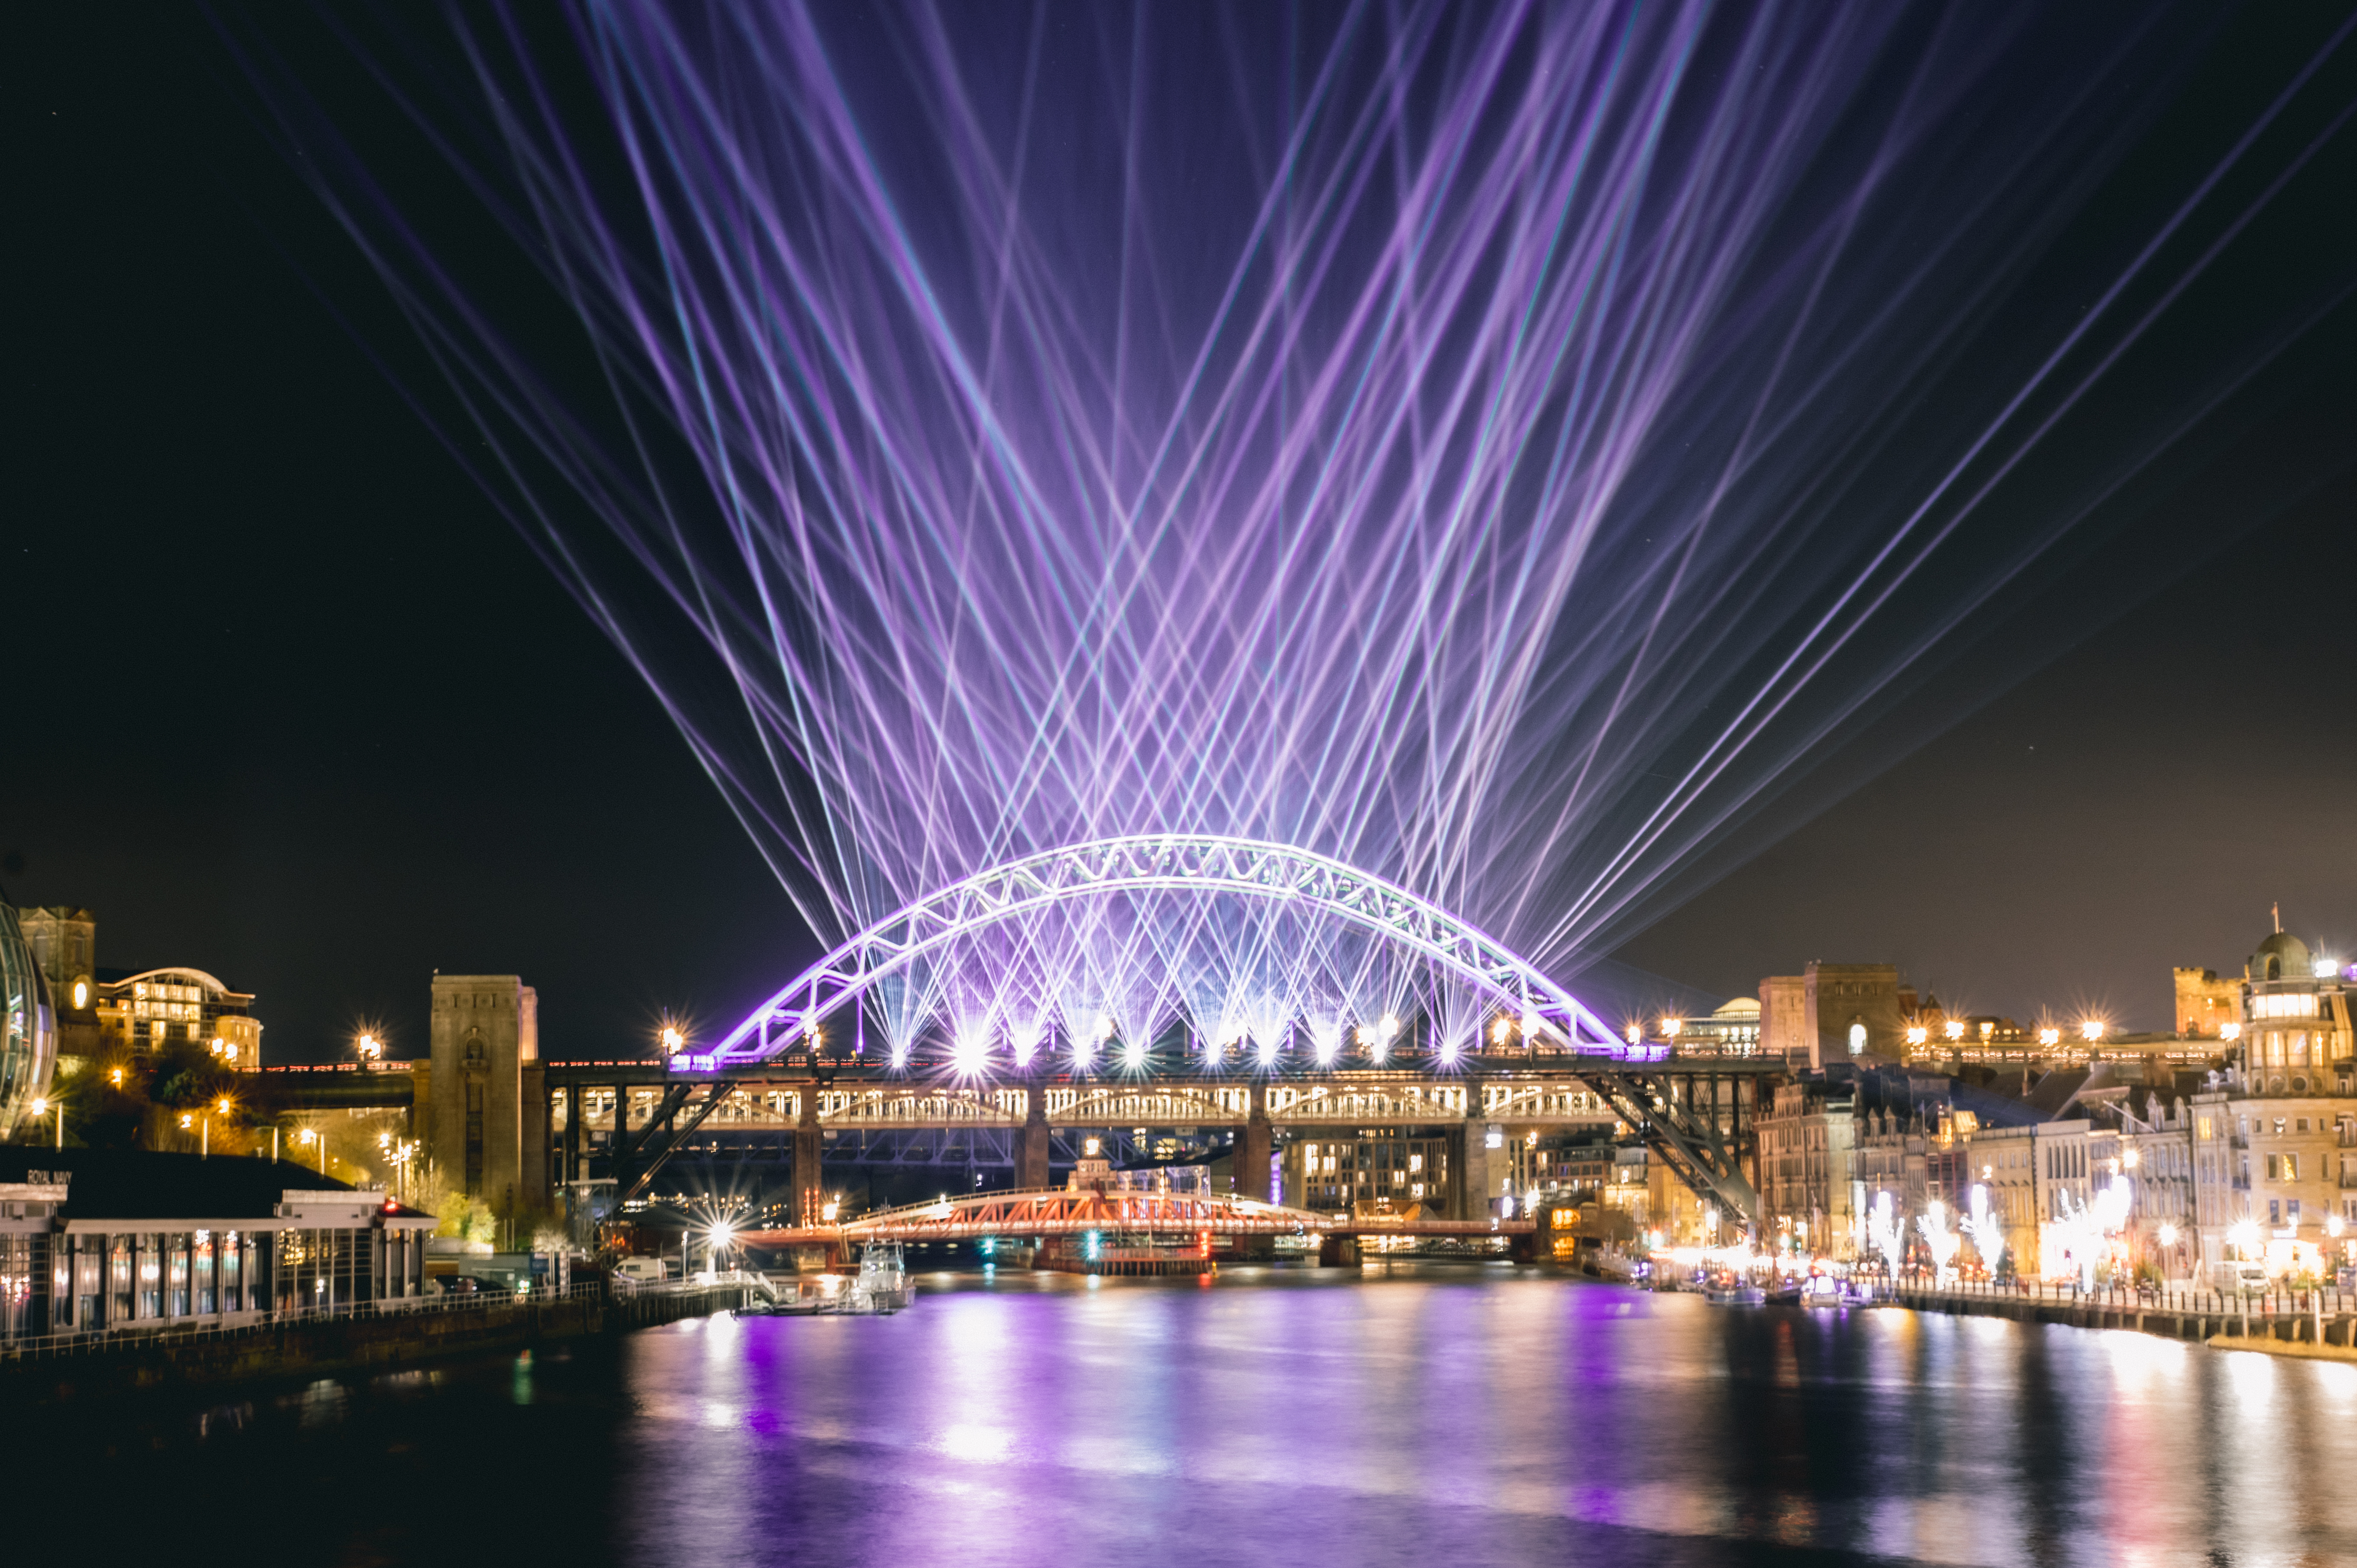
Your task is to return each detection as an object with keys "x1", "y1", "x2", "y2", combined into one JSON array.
[
  {"x1": 0, "y1": 1278, "x2": 622, "y2": 1364},
  {"x1": 1879, "y1": 1272, "x2": 2354, "y2": 1324}
]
